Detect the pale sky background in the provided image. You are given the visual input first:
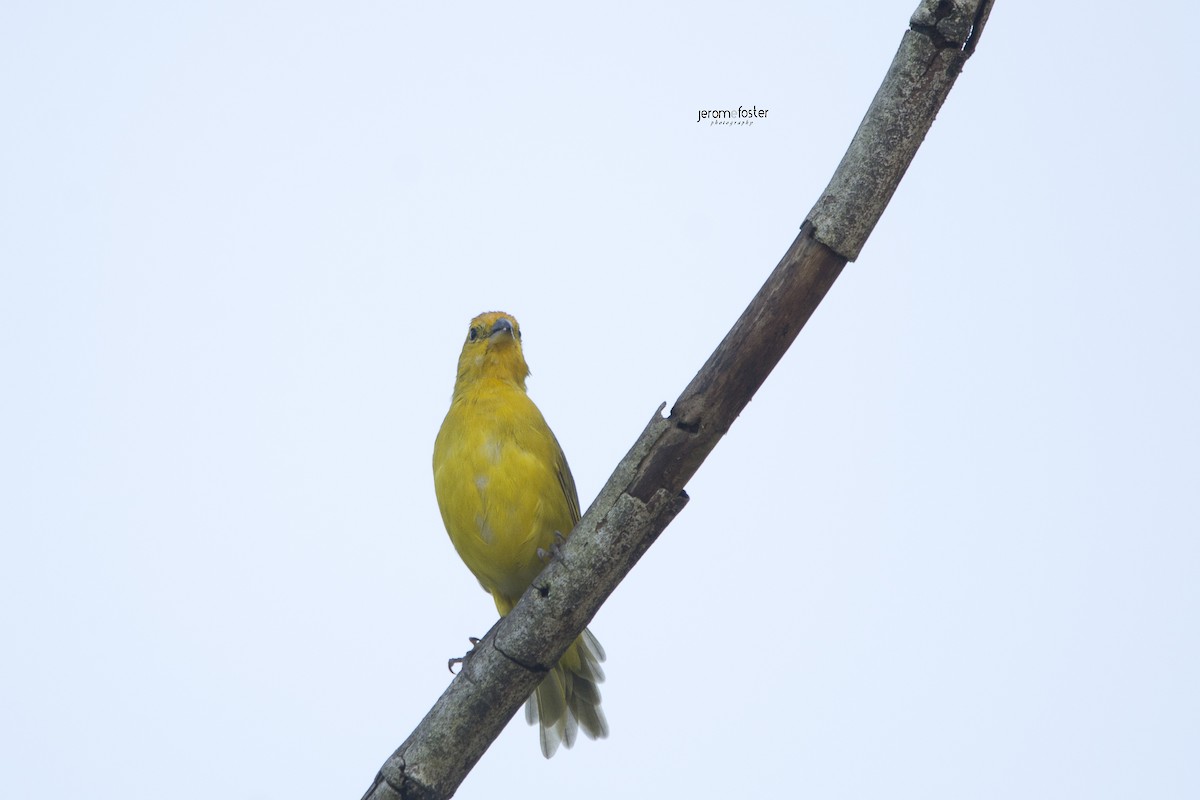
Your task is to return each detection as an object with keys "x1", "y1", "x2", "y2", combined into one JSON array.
[{"x1": 3, "y1": 2, "x2": 1198, "y2": 798}]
